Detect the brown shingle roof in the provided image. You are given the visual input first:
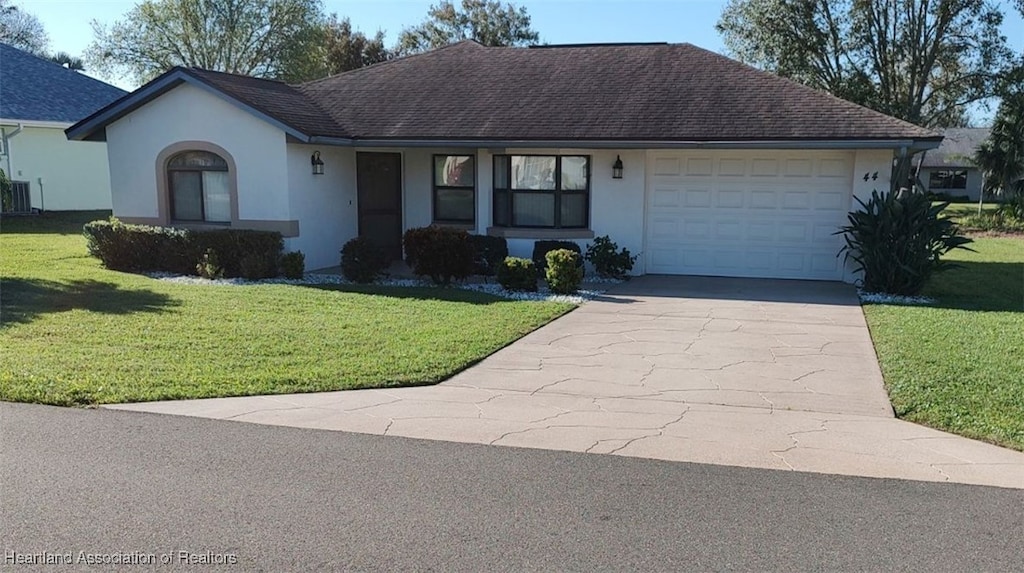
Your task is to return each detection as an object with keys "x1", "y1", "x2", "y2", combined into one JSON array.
[
  {"x1": 69, "y1": 41, "x2": 942, "y2": 144},
  {"x1": 294, "y1": 41, "x2": 938, "y2": 142},
  {"x1": 184, "y1": 68, "x2": 341, "y2": 138}
]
